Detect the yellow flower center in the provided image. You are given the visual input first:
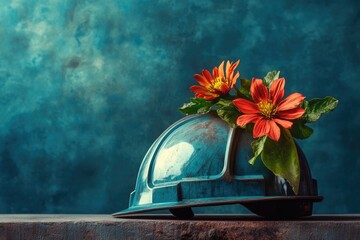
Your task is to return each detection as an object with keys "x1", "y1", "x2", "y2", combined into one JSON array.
[
  {"x1": 211, "y1": 77, "x2": 226, "y2": 90},
  {"x1": 257, "y1": 100, "x2": 277, "y2": 119}
]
